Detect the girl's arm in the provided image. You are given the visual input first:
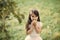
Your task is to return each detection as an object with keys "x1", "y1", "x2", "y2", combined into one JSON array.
[
  {"x1": 27, "y1": 24, "x2": 34, "y2": 34},
  {"x1": 34, "y1": 22, "x2": 42, "y2": 33},
  {"x1": 34, "y1": 26, "x2": 41, "y2": 33}
]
